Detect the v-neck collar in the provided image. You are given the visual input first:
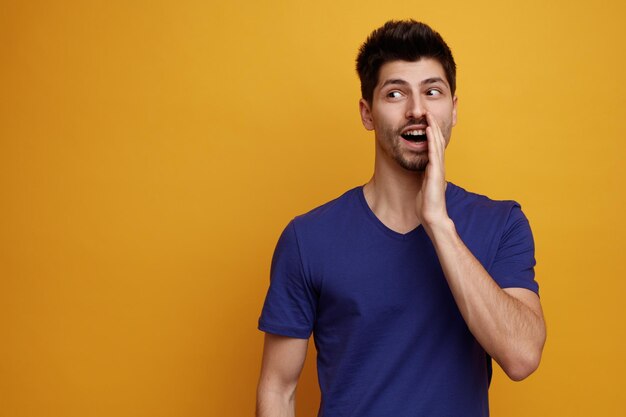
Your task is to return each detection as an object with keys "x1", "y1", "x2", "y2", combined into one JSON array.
[{"x1": 356, "y1": 182, "x2": 455, "y2": 241}]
